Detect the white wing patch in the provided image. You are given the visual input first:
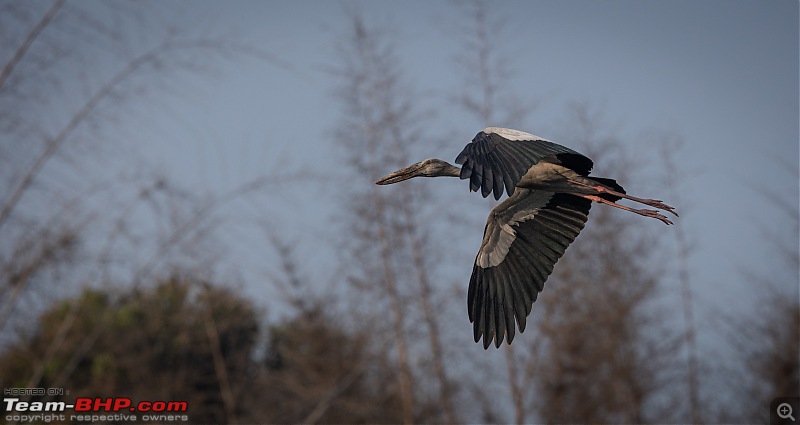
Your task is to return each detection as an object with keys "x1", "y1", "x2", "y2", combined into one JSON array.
[
  {"x1": 476, "y1": 221, "x2": 516, "y2": 268},
  {"x1": 475, "y1": 188, "x2": 554, "y2": 269},
  {"x1": 483, "y1": 127, "x2": 549, "y2": 142},
  {"x1": 476, "y1": 215, "x2": 538, "y2": 268}
]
